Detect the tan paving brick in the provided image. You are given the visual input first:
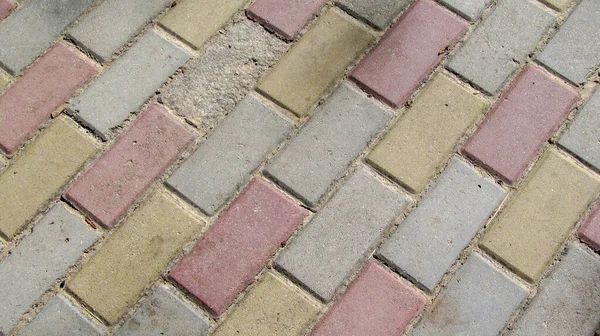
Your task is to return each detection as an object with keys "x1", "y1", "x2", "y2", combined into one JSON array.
[
  {"x1": 540, "y1": 0, "x2": 573, "y2": 11},
  {"x1": 0, "y1": 70, "x2": 10, "y2": 91}
]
